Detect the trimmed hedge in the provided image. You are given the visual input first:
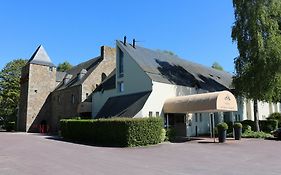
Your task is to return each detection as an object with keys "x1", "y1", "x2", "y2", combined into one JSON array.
[
  {"x1": 241, "y1": 120, "x2": 255, "y2": 131},
  {"x1": 259, "y1": 120, "x2": 278, "y2": 133},
  {"x1": 60, "y1": 117, "x2": 164, "y2": 147}
]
